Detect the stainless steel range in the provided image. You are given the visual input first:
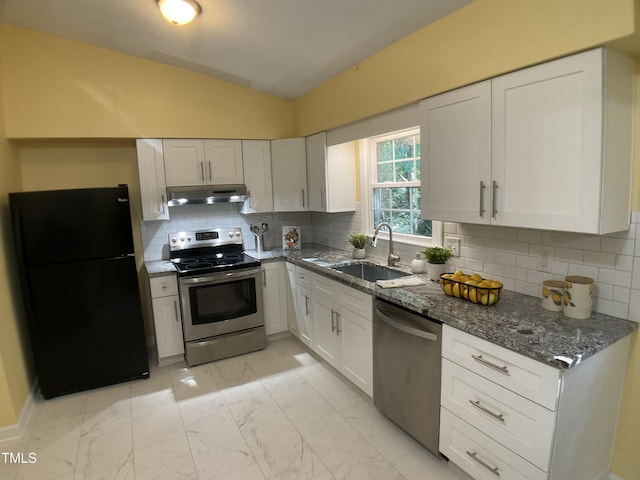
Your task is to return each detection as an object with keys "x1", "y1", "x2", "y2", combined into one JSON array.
[{"x1": 169, "y1": 227, "x2": 266, "y2": 366}]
